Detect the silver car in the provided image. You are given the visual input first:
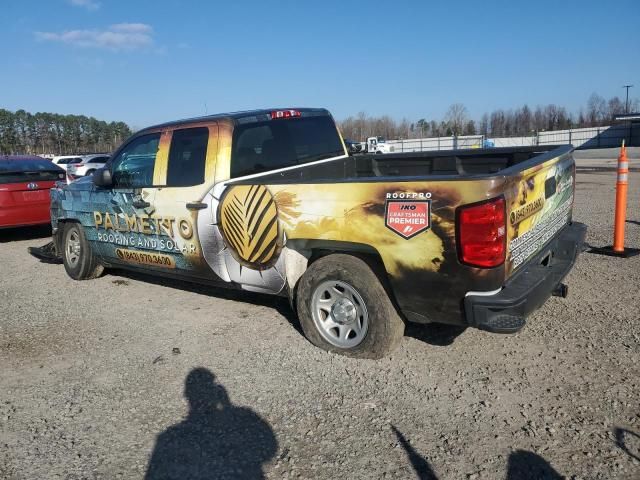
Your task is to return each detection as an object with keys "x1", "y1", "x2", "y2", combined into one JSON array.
[{"x1": 67, "y1": 154, "x2": 110, "y2": 181}]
